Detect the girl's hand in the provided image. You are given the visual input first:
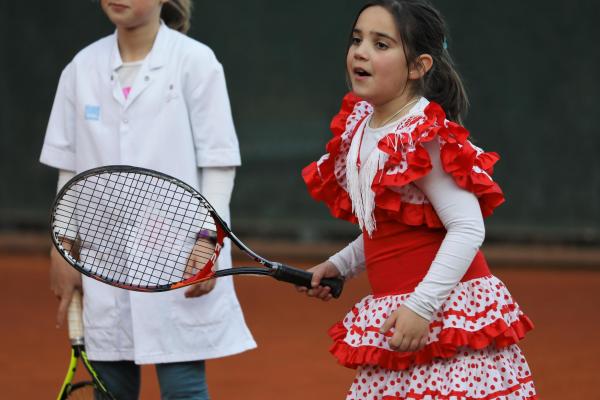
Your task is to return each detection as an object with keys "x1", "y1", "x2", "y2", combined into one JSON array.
[
  {"x1": 380, "y1": 305, "x2": 429, "y2": 352},
  {"x1": 50, "y1": 245, "x2": 82, "y2": 328},
  {"x1": 184, "y1": 278, "x2": 216, "y2": 298},
  {"x1": 296, "y1": 261, "x2": 341, "y2": 301},
  {"x1": 184, "y1": 238, "x2": 218, "y2": 298}
]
